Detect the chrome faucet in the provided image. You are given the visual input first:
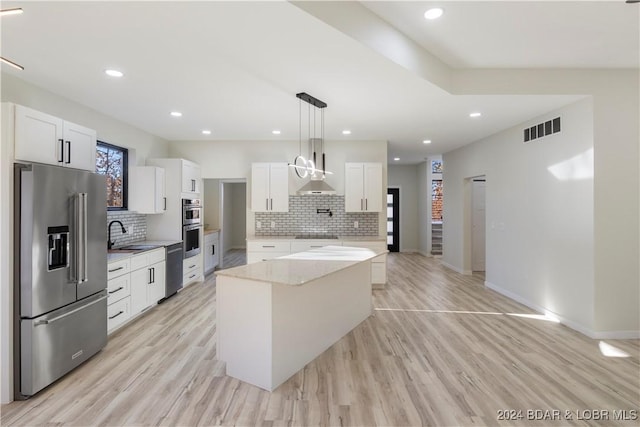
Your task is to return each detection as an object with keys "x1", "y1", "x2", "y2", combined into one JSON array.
[{"x1": 108, "y1": 220, "x2": 127, "y2": 250}]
